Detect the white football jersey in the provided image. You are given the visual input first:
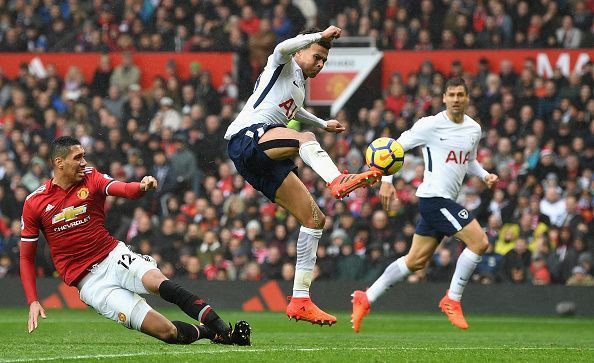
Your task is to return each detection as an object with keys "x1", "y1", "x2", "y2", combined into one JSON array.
[
  {"x1": 225, "y1": 33, "x2": 326, "y2": 140},
  {"x1": 396, "y1": 111, "x2": 486, "y2": 200}
]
